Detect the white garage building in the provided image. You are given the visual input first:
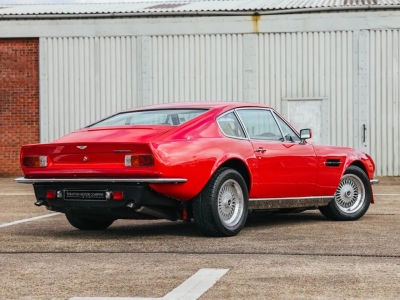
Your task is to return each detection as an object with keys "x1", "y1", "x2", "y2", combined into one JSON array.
[{"x1": 0, "y1": 0, "x2": 399, "y2": 176}]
